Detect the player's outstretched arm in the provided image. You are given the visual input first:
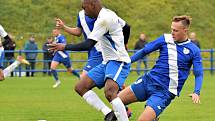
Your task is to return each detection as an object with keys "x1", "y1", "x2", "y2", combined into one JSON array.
[
  {"x1": 55, "y1": 18, "x2": 82, "y2": 36},
  {"x1": 190, "y1": 49, "x2": 203, "y2": 104},
  {"x1": 48, "y1": 39, "x2": 97, "y2": 51}
]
